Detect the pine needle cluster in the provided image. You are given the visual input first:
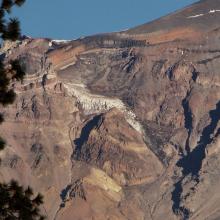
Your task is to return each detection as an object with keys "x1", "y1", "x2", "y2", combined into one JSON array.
[
  {"x1": 0, "y1": 180, "x2": 45, "y2": 220},
  {"x1": 0, "y1": 0, "x2": 26, "y2": 150},
  {"x1": 0, "y1": 1, "x2": 46, "y2": 219}
]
